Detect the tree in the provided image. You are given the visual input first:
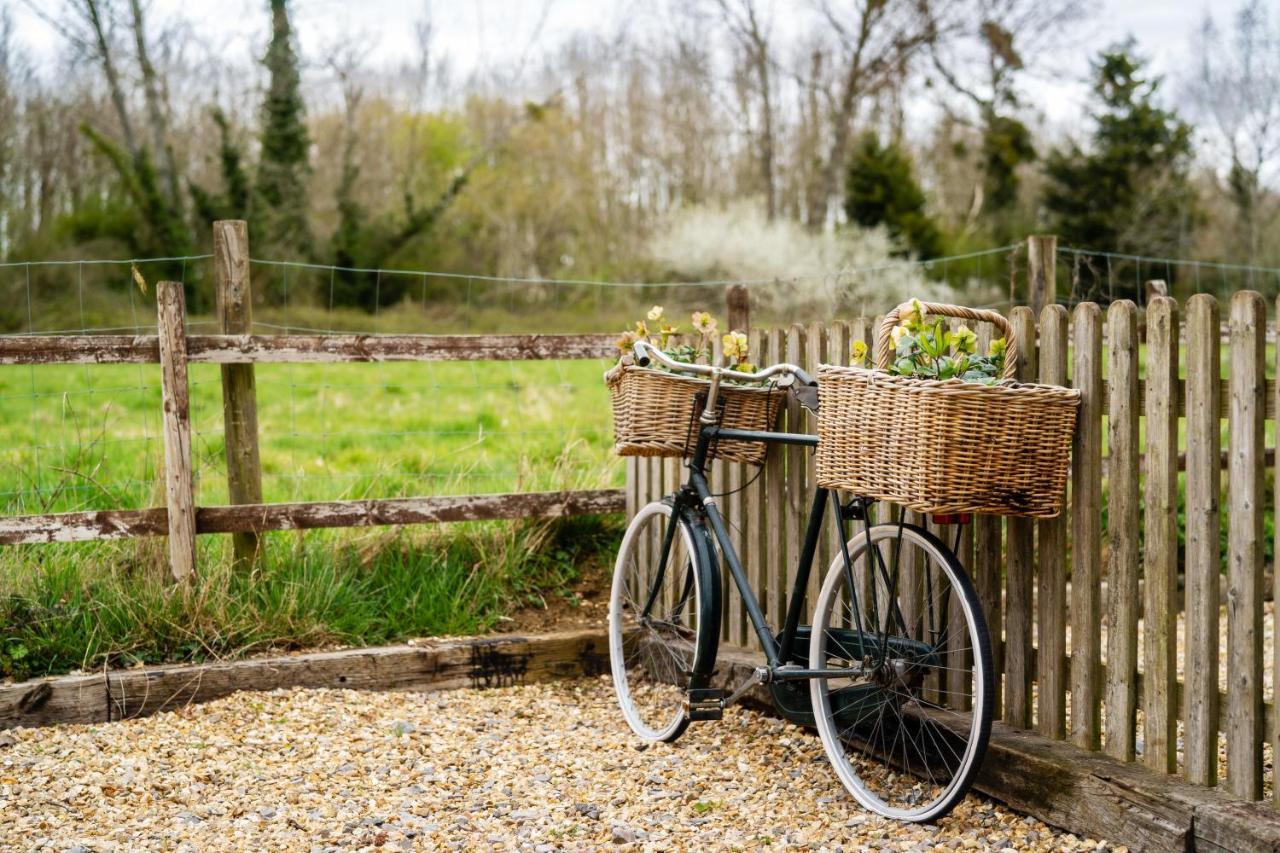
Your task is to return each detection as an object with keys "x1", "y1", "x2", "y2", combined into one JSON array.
[
  {"x1": 805, "y1": 0, "x2": 942, "y2": 229},
  {"x1": 928, "y1": 0, "x2": 1090, "y2": 238},
  {"x1": 1042, "y1": 44, "x2": 1196, "y2": 288},
  {"x1": 711, "y1": 0, "x2": 778, "y2": 219},
  {"x1": 39, "y1": 0, "x2": 190, "y2": 261},
  {"x1": 844, "y1": 131, "x2": 944, "y2": 257},
  {"x1": 1184, "y1": 0, "x2": 1280, "y2": 264},
  {"x1": 255, "y1": 0, "x2": 311, "y2": 257}
]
